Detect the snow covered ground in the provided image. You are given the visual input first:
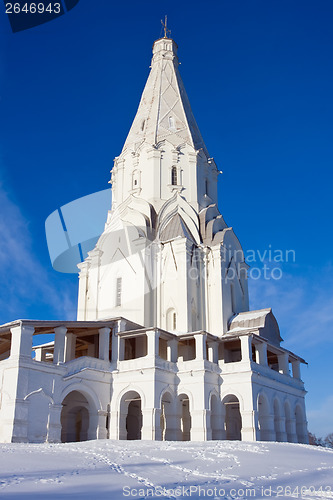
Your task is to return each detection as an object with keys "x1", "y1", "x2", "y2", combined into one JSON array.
[{"x1": 0, "y1": 440, "x2": 332, "y2": 499}]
